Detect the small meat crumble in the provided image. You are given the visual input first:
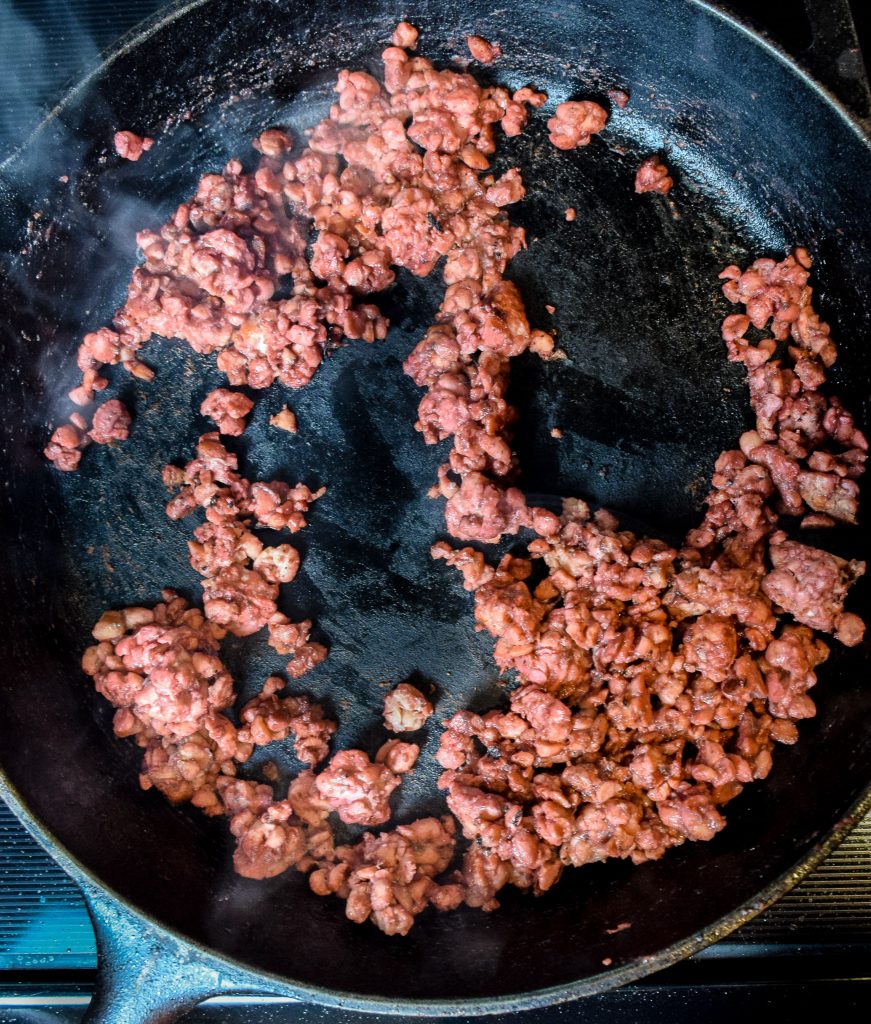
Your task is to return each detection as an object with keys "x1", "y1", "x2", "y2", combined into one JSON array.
[
  {"x1": 635, "y1": 155, "x2": 673, "y2": 195},
  {"x1": 383, "y1": 683, "x2": 434, "y2": 732},
  {"x1": 377, "y1": 739, "x2": 421, "y2": 773},
  {"x1": 466, "y1": 35, "x2": 502, "y2": 63},
  {"x1": 270, "y1": 406, "x2": 298, "y2": 432},
  {"x1": 200, "y1": 388, "x2": 254, "y2": 436},
  {"x1": 114, "y1": 131, "x2": 153, "y2": 161},
  {"x1": 547, "y1": 101, "x2": 608, "y2": 150},
  {"x1": 391, "y1": 22, "x2": 419, "y2": 49}
]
